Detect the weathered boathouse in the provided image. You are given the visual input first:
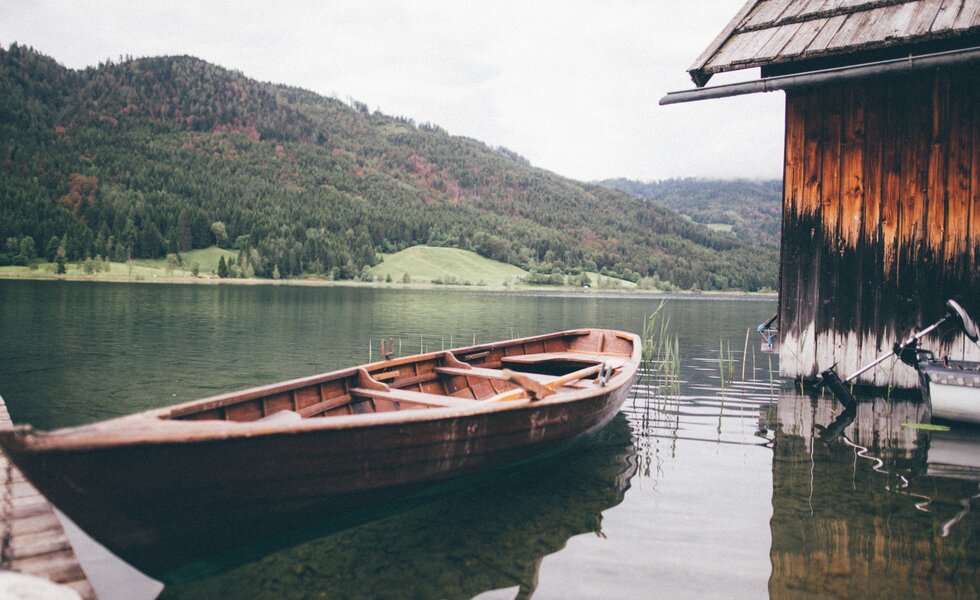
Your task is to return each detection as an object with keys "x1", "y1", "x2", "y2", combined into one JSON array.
[{"x1": 663, "y1": 0, "x2": 980, "y2": 388}]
